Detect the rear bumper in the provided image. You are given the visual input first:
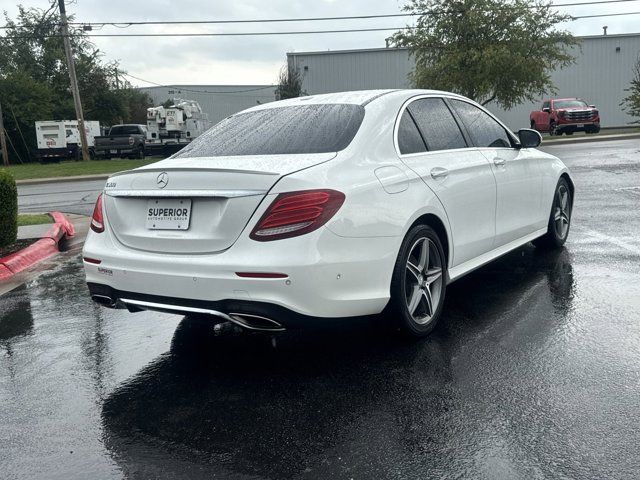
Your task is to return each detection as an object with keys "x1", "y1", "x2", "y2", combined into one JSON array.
[
  {"x1": 95, "y1": 147, "x2": 135, "y2": 155},
  {"x1": 82, "y1": 225, "x2": 399, "y2": 320},
  {"x1": 86, "y1": 282, "x2": 376, "y2": 330}
]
